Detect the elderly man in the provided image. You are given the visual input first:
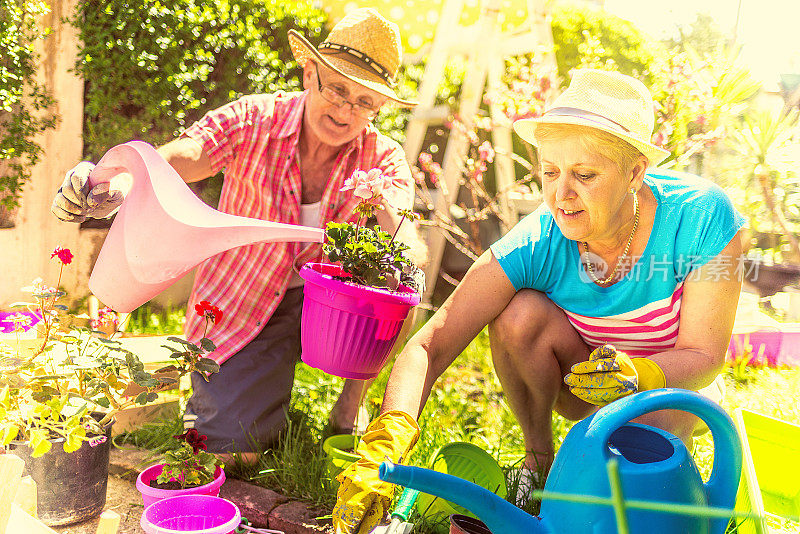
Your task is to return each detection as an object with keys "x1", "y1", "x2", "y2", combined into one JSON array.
[{"x1": 51, "y1": 8, "x2": 426, "y2": 461}]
